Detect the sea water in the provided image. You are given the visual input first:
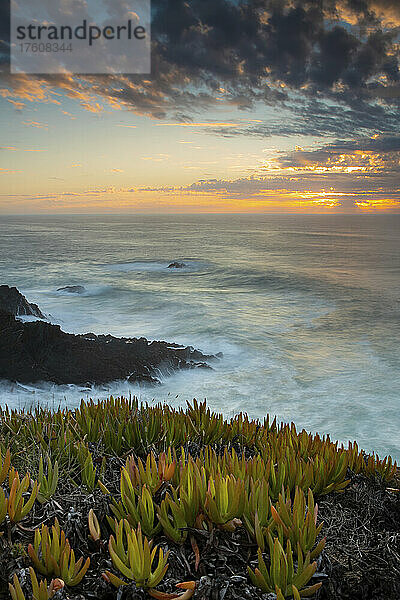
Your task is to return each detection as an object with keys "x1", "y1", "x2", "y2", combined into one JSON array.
[{"x1": 0, "y1": 214, "x2": 399, "y2": 459}]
